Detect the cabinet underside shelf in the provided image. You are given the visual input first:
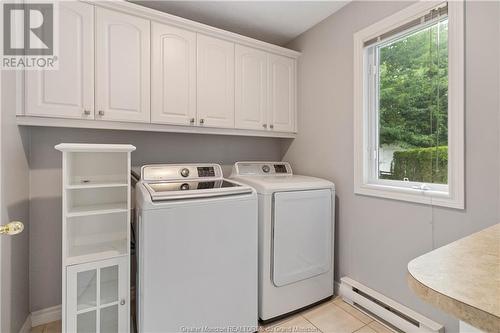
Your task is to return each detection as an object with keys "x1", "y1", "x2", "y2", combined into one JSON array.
[{"x1": 17, "y1": 116, "x2": 297, "y2": 139}]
